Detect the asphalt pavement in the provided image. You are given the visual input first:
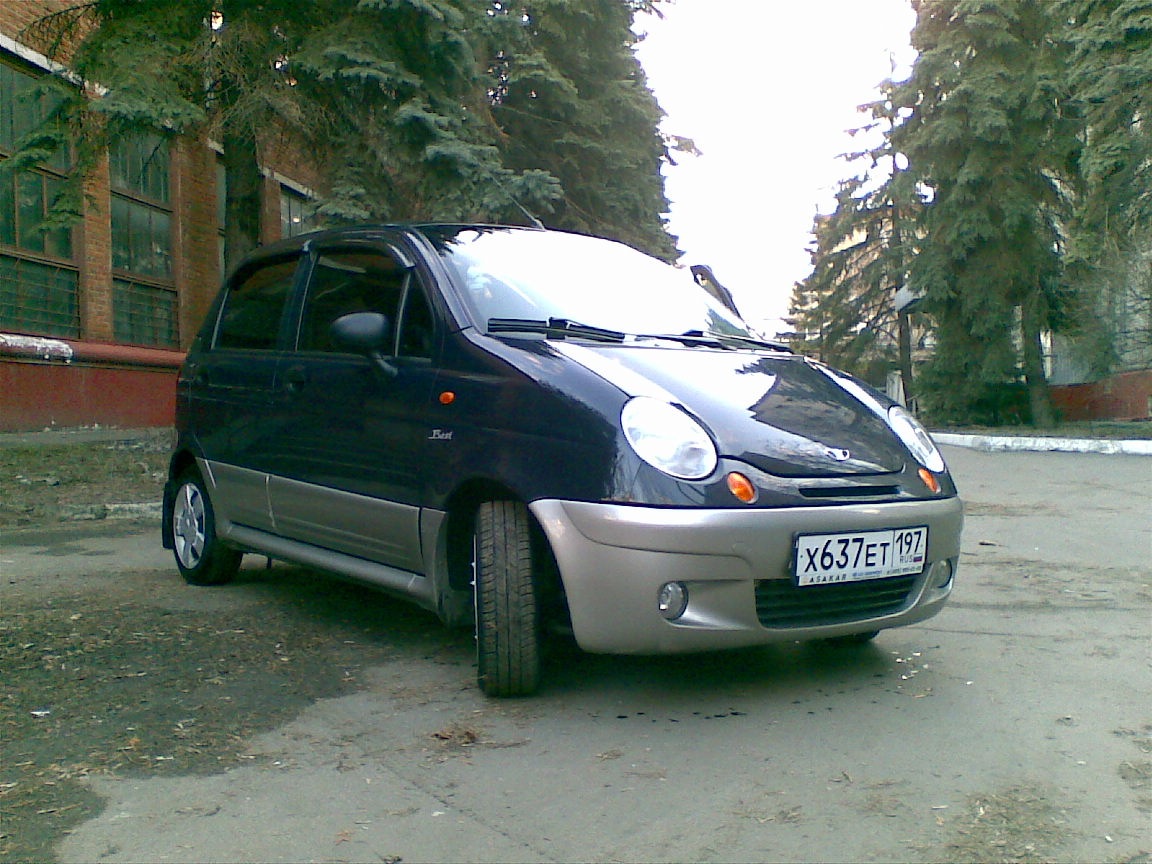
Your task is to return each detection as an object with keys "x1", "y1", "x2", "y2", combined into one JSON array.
[{"x1": 4, "y1": 444, "x2": 1147, "y2": 864}]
